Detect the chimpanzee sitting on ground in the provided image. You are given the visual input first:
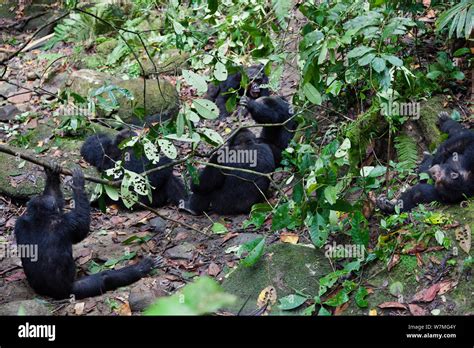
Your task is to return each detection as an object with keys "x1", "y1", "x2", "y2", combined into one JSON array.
[
  {"x1": 206, "y1": 64, "x2": 269, "y2": 118},
  {"x1": 179, "y1": 129, "x2": 275, "y2": 215},
  {"x1": 377, "y1": 112, "x2": 474, "y2": 213},
  {"x1": 81, "y1": 130, "x2": 187, "y2": 207},
  {"x1": 239, "y1": 95, "x2": 296, "y2": 165},
  {"x1": 15, "y1": 164, "x2": 160, "y2": 300}
]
